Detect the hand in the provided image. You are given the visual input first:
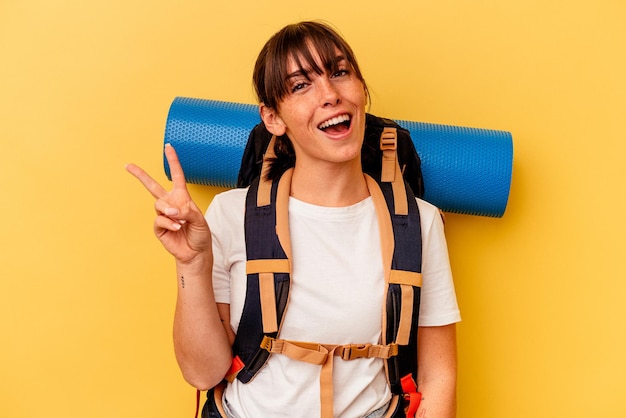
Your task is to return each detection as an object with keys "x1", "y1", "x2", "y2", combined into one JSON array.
[{"x1": 126, "y1": 144, "x2": 211, "y2": 263}]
